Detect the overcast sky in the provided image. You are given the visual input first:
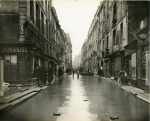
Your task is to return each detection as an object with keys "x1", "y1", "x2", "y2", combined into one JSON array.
[{"x1": 53, "y1": 0, "x2": 99, "y2": 60}]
